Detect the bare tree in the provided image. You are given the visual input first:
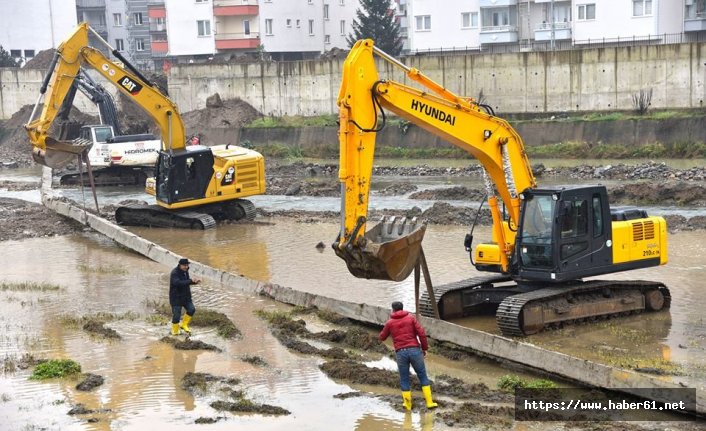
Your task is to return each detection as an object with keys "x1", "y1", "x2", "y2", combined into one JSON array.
[{"x1": 632, "y1": 88, "x2": 652, "y2": 115}]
